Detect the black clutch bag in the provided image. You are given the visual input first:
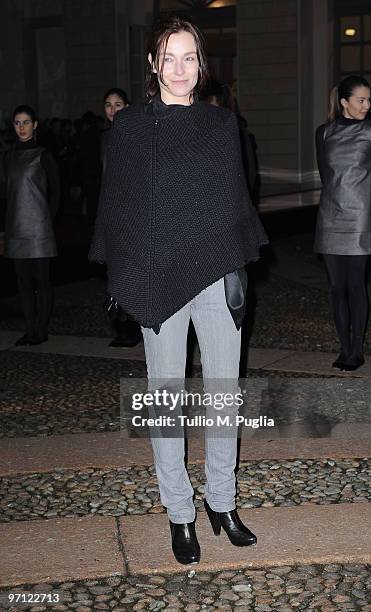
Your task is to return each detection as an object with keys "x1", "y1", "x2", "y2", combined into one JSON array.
[{"x1": 224, "y1": 268, "x2": 248, "y2": 330}]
